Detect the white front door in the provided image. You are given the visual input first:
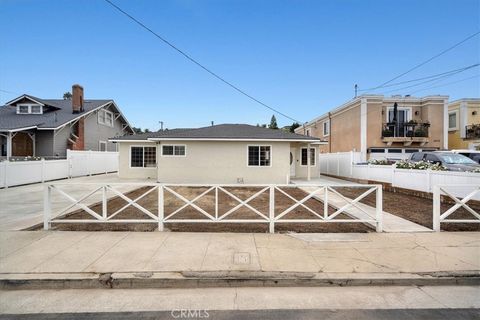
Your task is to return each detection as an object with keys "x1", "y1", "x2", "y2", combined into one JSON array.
[{"x1": 290, "y1": 149, "x2": 296, "y2": 177}]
